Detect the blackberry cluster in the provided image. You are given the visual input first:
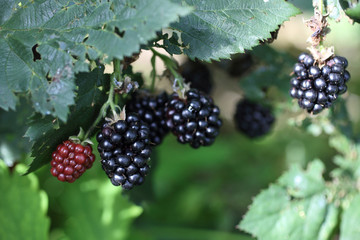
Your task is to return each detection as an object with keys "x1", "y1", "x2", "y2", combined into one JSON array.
[
  {"x1": 126, "y1": 91, "x2": 169, "y2": 145},
  {"x1": 166, "y1": 89, "x2": 222, "y2": 148},
  {"x1": 50, "y1": 140, "x2": 95, "y2": 183},
  {"x1": 290, "y1": 53, "x2": 350, "y2": 114},
  {"x1": 234, "y1": 99, "x2": 275, "y2": 138},
  {"x1": 96, "y1": 113, "x2": 151, "y2": 190},
  {"x1": 180, "y1": 60, "x2": 212, "y2": 94}
]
